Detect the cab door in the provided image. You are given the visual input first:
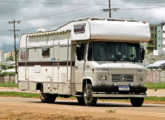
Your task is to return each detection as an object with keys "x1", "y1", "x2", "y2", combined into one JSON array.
[{"x1": 74, "y1": 43, "x2": 87, "y2": 92}]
